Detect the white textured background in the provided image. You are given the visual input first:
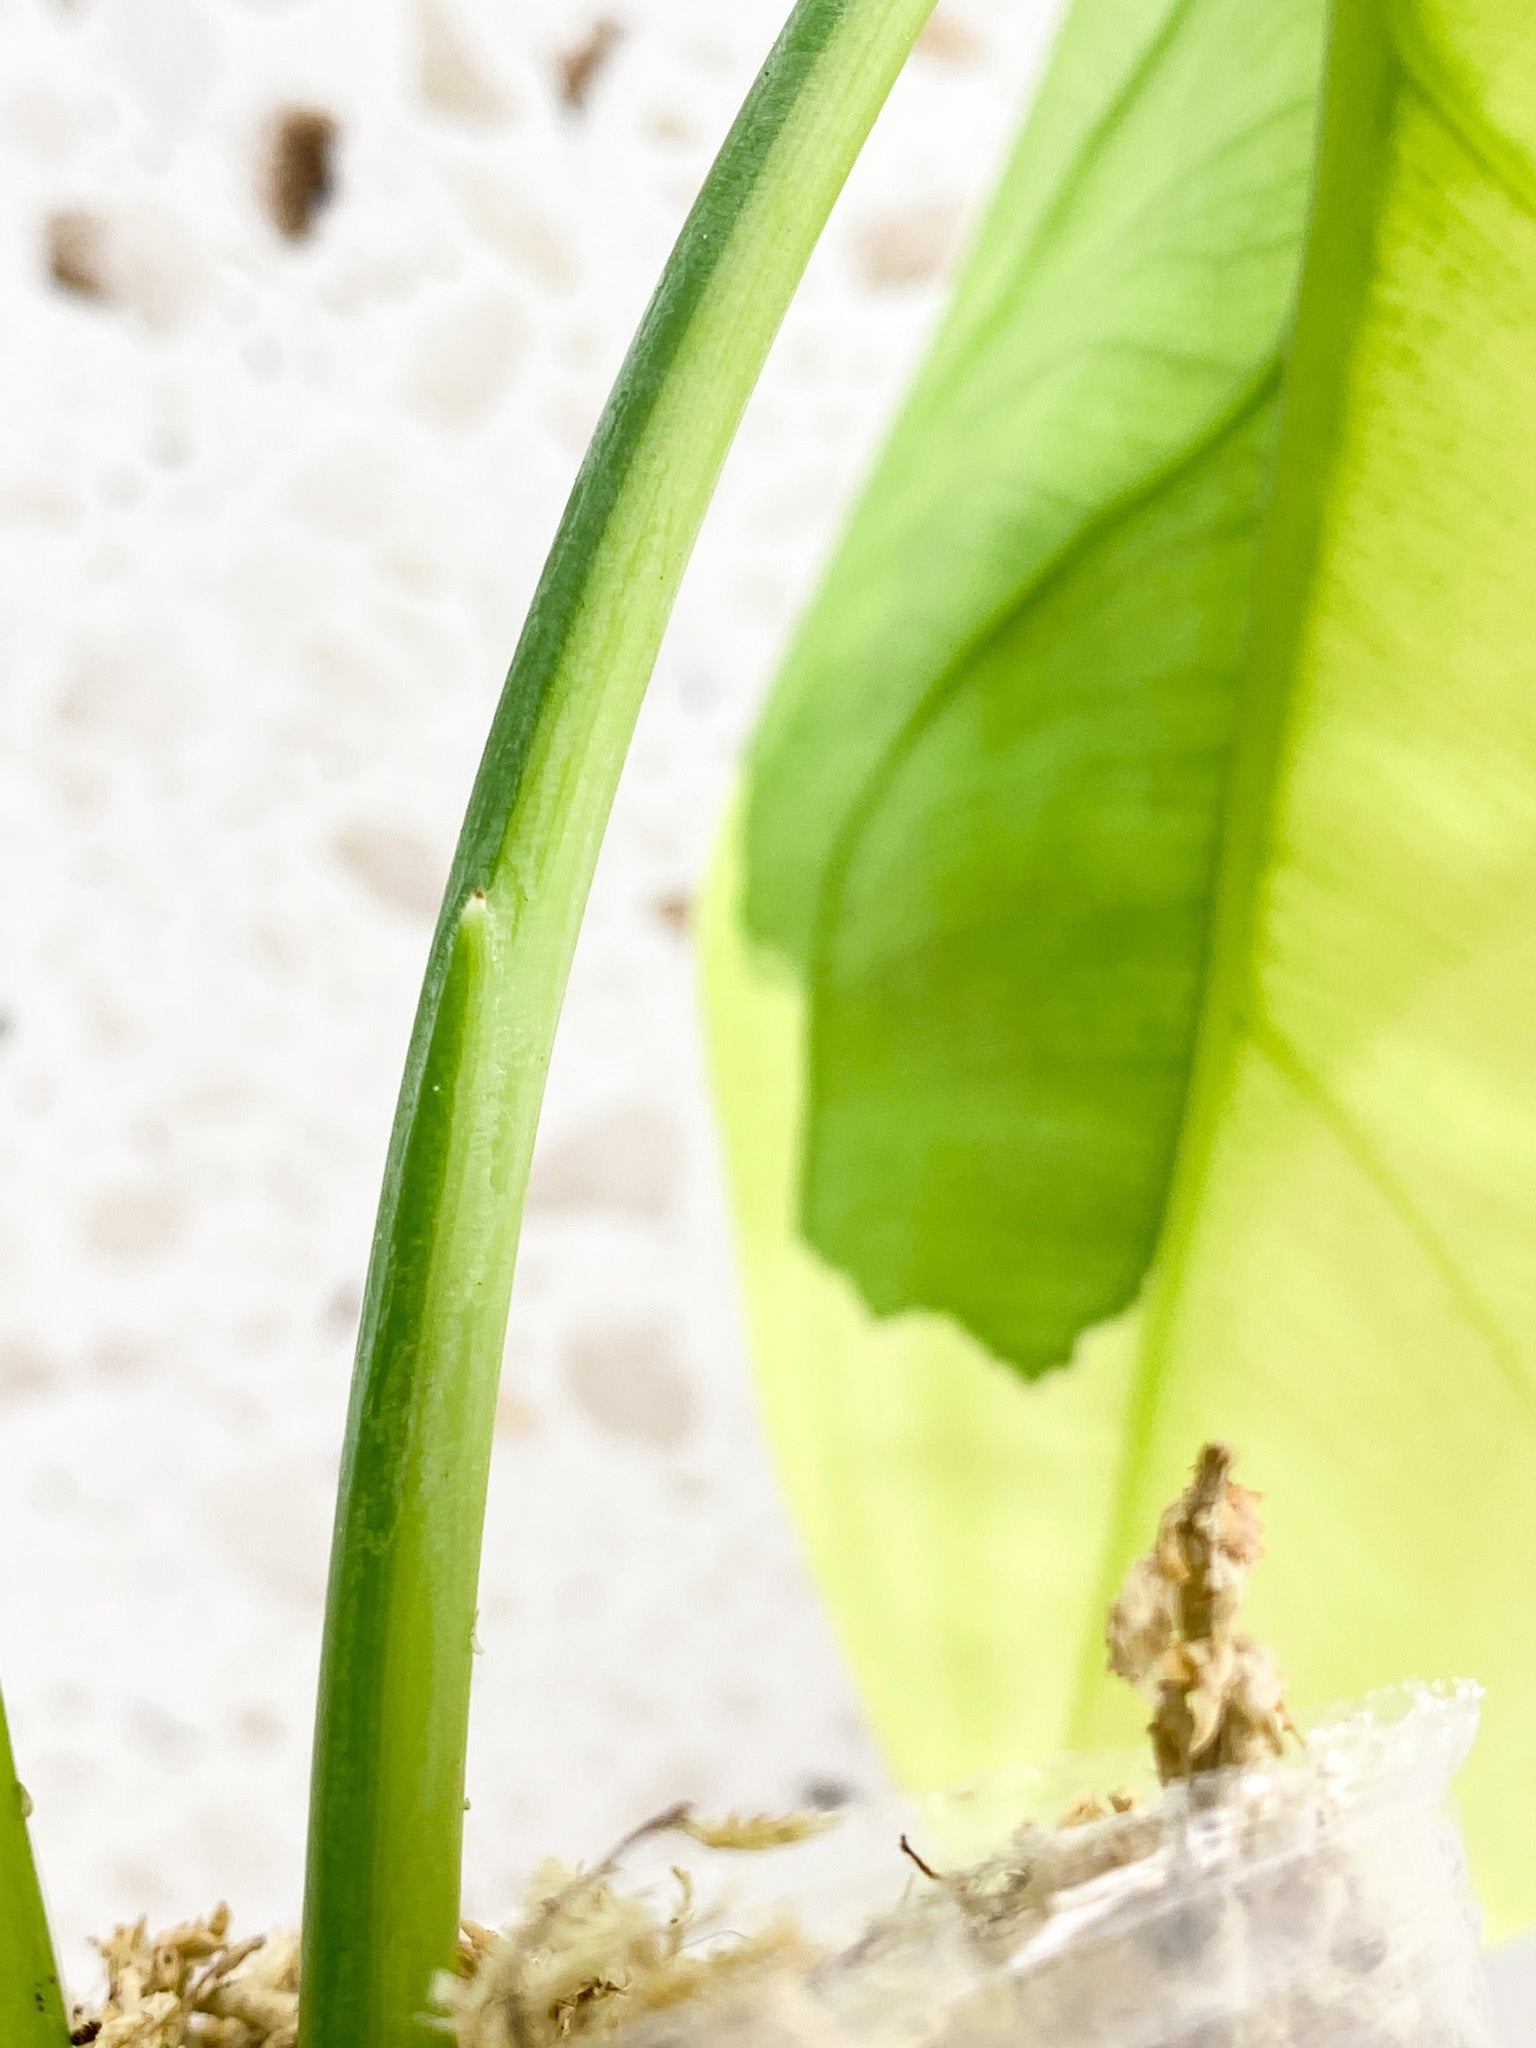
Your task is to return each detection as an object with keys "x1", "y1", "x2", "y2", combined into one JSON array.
[
  {"x1": 0, "y1": 0, "x2": 1532, "y2": 2028},
  {"x1": 0, "y1": 0, "x2": 1053, "y2": 1992}
]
